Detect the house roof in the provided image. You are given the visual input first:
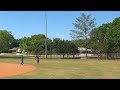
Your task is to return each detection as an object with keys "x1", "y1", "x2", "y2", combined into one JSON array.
[{"x1": 9, "y1": 47, "x2": 19, "y2": 51}]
